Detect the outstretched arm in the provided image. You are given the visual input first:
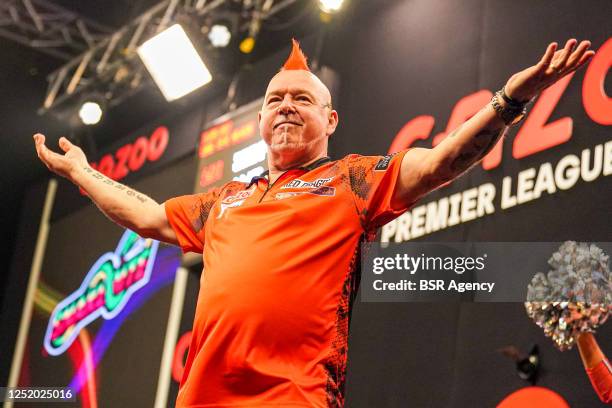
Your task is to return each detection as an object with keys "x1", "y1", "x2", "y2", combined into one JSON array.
[
  {"x1": 577, "y1": 332, "x2": 612, "y2": 403},
  {"x1": 392, "y1": 39, "x2": 595, "y2": 207},
  {"x1": 34, "y1": 133, "x2": 178, "y2": 245}
]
